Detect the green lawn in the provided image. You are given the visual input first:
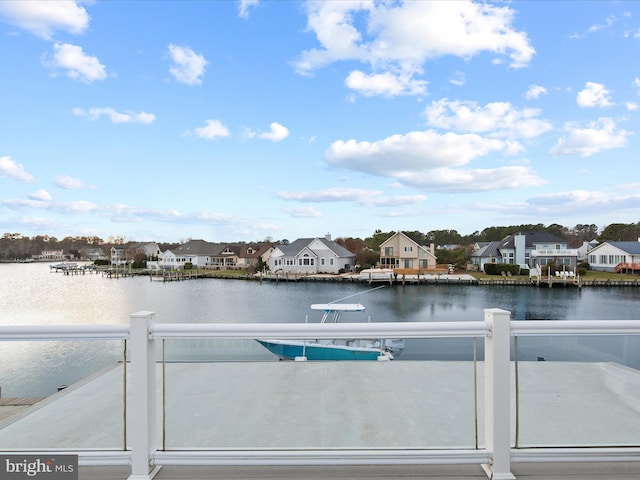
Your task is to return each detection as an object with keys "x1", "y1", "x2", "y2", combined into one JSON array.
[{"x1": 468, "y1": 270, "x2": 639, "y2": 282}]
